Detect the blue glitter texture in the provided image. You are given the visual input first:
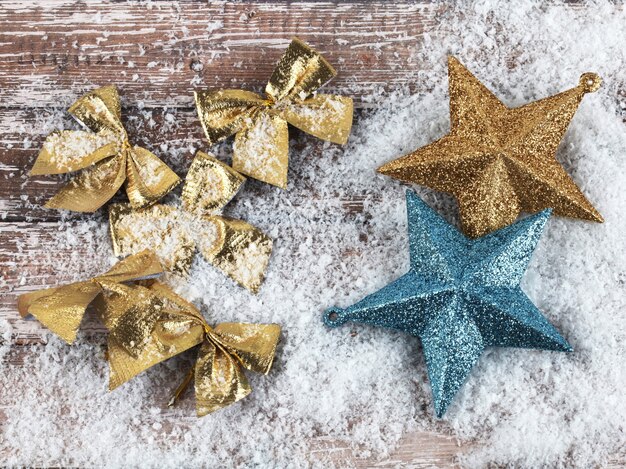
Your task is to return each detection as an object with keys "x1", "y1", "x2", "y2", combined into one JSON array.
[{"x1": 324, "y1": 191, "x2": 572, "y2": 418}]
